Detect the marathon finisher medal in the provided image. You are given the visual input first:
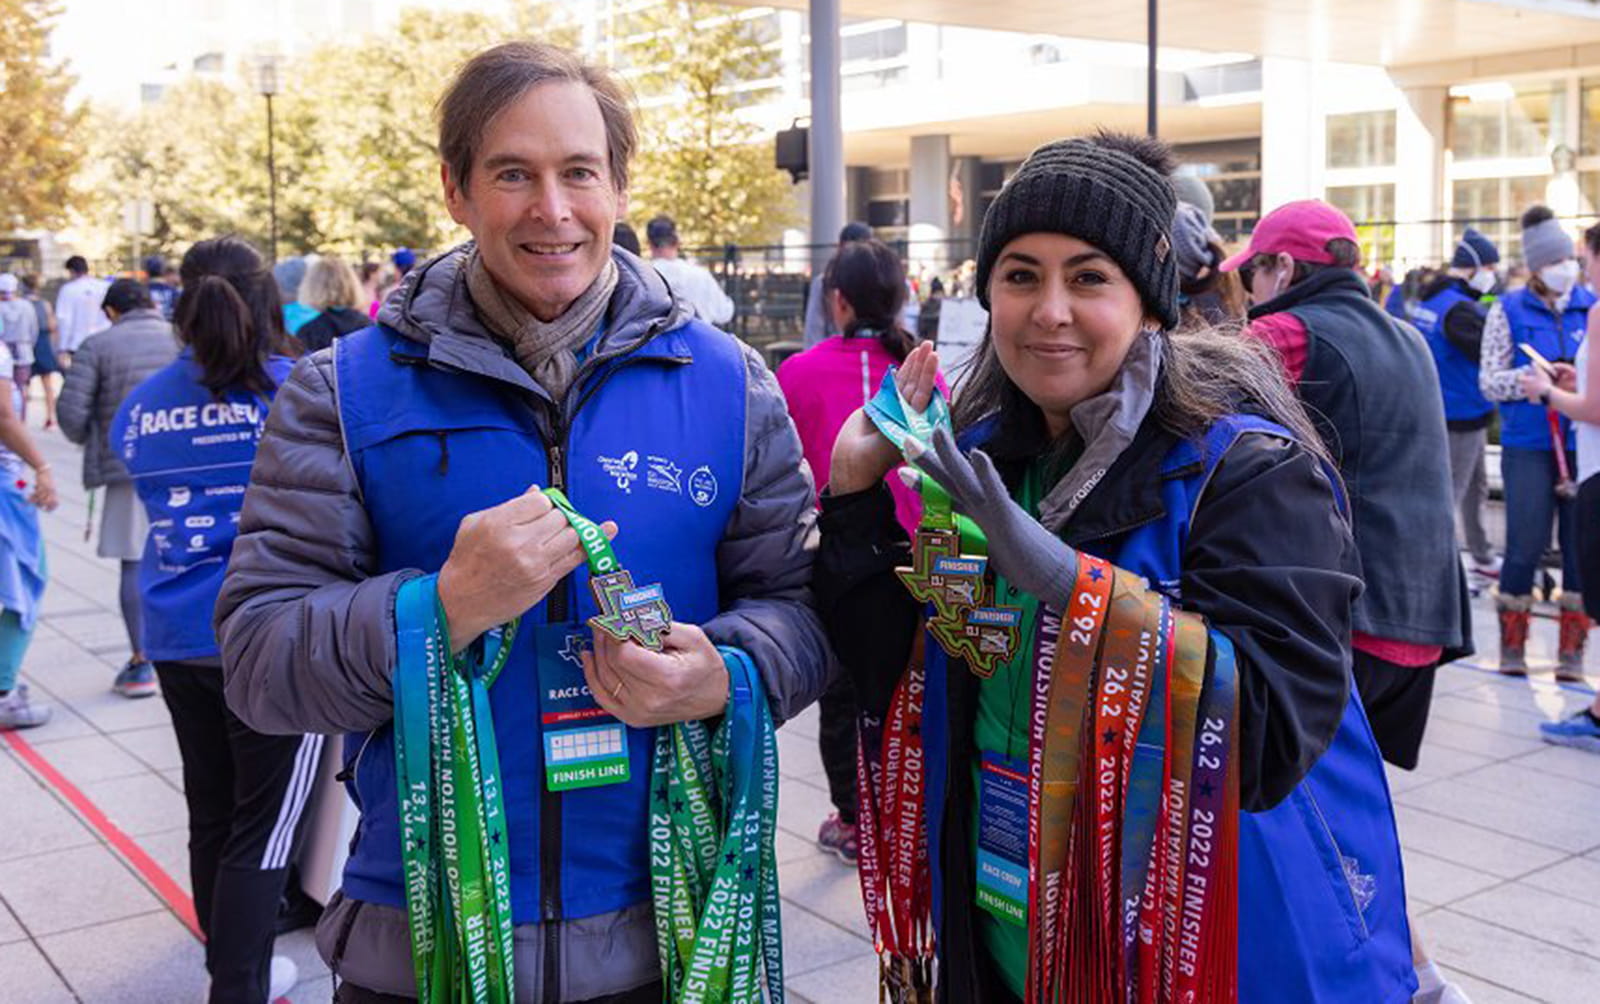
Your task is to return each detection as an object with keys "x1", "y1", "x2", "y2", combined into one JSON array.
[
  {"x1": 588, "y1": 571, "x2": 673, "y2": 651},
  {"x1": 543, "y1": 488, "x2": 674, "y2": 652}
]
